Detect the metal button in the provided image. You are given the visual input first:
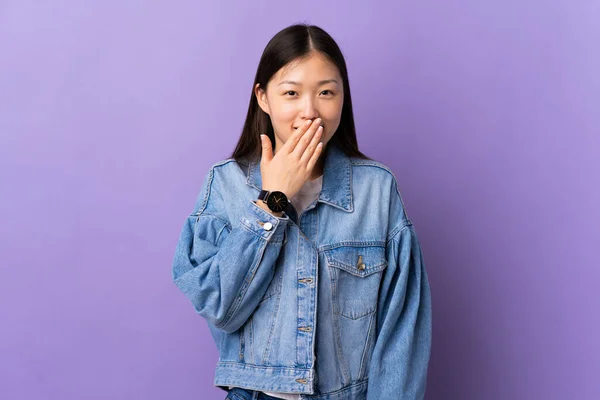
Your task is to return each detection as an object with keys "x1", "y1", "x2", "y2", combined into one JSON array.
[
  {"x1": 263, "y1": 222, "x2": 273, "y2": 231},
  {"x1": 357, "y1": 255, "x2": 366, "y2": 270}
]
